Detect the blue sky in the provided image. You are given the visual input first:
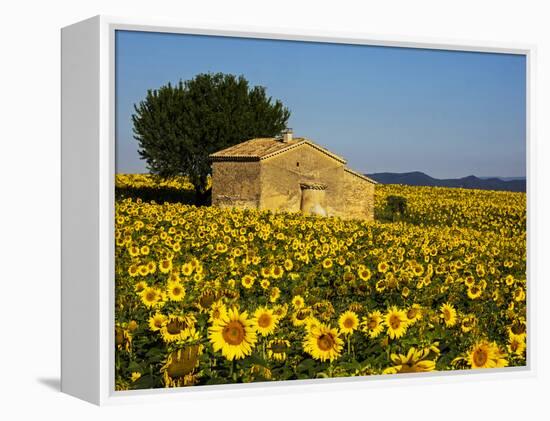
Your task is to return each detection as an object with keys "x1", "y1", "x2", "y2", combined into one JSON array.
[{"x1": 115, "y1": 30, "x2": 526, "y2": 178}]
